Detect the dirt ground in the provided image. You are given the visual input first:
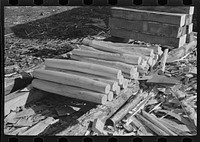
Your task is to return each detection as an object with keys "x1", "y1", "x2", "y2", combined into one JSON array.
[{"x1": 4, "y1": 6, "x2": 111, "y2": 73}]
